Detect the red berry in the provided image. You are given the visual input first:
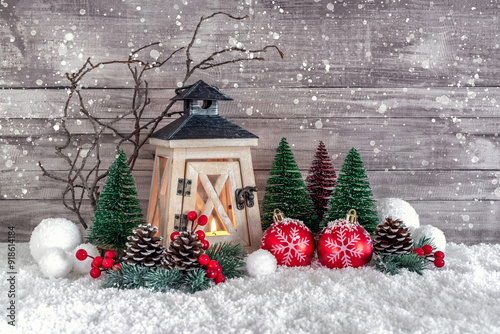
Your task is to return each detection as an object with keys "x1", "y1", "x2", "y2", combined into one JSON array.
[
  {"x1": 198, "y1": 254, "x2": 210, "y2": 266},
  {"x1": 201, "y1": 239, "x2": 210, "y2": 250},
  {"x1": 187, "y1": 211, "x2": 198, "y2": 222},
  {"x1": 434, "y1": 251, "x2": 445, "y2": 259},
  {"x1": 198, "y1": 215, "x2": 208, "y2": 226},
  {"x1": 434, "y1": 258, "x2": 445, "y2": 268},
  {"x1": 112, "y1": 263, "x2": 122, "y2": 271},
  {"x1": 422, "y1": 245, "x2": 433, "y2": 255},
  {"x1": 214, "y1": 274, "x2": 225, "y2": 284},
  {"x1": 75, "y1": 249, "x2": 88, "y2": 261},
  {"x1": 90, "y1": 267, "x2": 101, "y2": 278},
  {"x1": 196, "y1": 230, "x2": 206, "y2": 240},
  {"x1": 207, "y1": 260, "x2": 219, "y2": 270},
  {"x1": 92, "y1": 256, "x2": 103, "y2": 268},
  {"x1": 216, "y1": 265, "x2": 222, "y2": 275},
  {"x1": 413, "y1": 248, "x2": 424, "y2": 256},
  {"x1": 170, "y1": 231, "x2": 180, "y2": 241},
  {"x1": 205, "y1": 268, "x2": 217, "y2": 279},
  {"x1": 102, "y1": 257, "x2": 115, "y2": 270},
  {"x1": 105, "y1": 250, "x2": 117, "y2": 259}
]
